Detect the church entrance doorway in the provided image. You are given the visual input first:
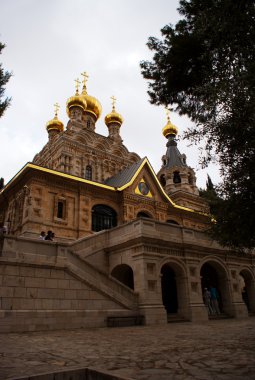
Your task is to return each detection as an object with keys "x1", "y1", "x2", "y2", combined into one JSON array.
[
  {"x1": 200, "y1": 261, "x2": 231, "y2": 315},
  {"x1": 160, "y1": 262, "x2": 189, "y2": 321},
  {"x1": 111, "y1": 264, "x2": 134, "y2": 290},
  {"x1": 161, "y1": 264, "x2": 178, "y2": 314},
  {"x1": 239, "y1": 270, "x2": 255, "y2": 314},
  {"x1": 92, "y1": 204, "x2": 117, "y2": 232}
]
